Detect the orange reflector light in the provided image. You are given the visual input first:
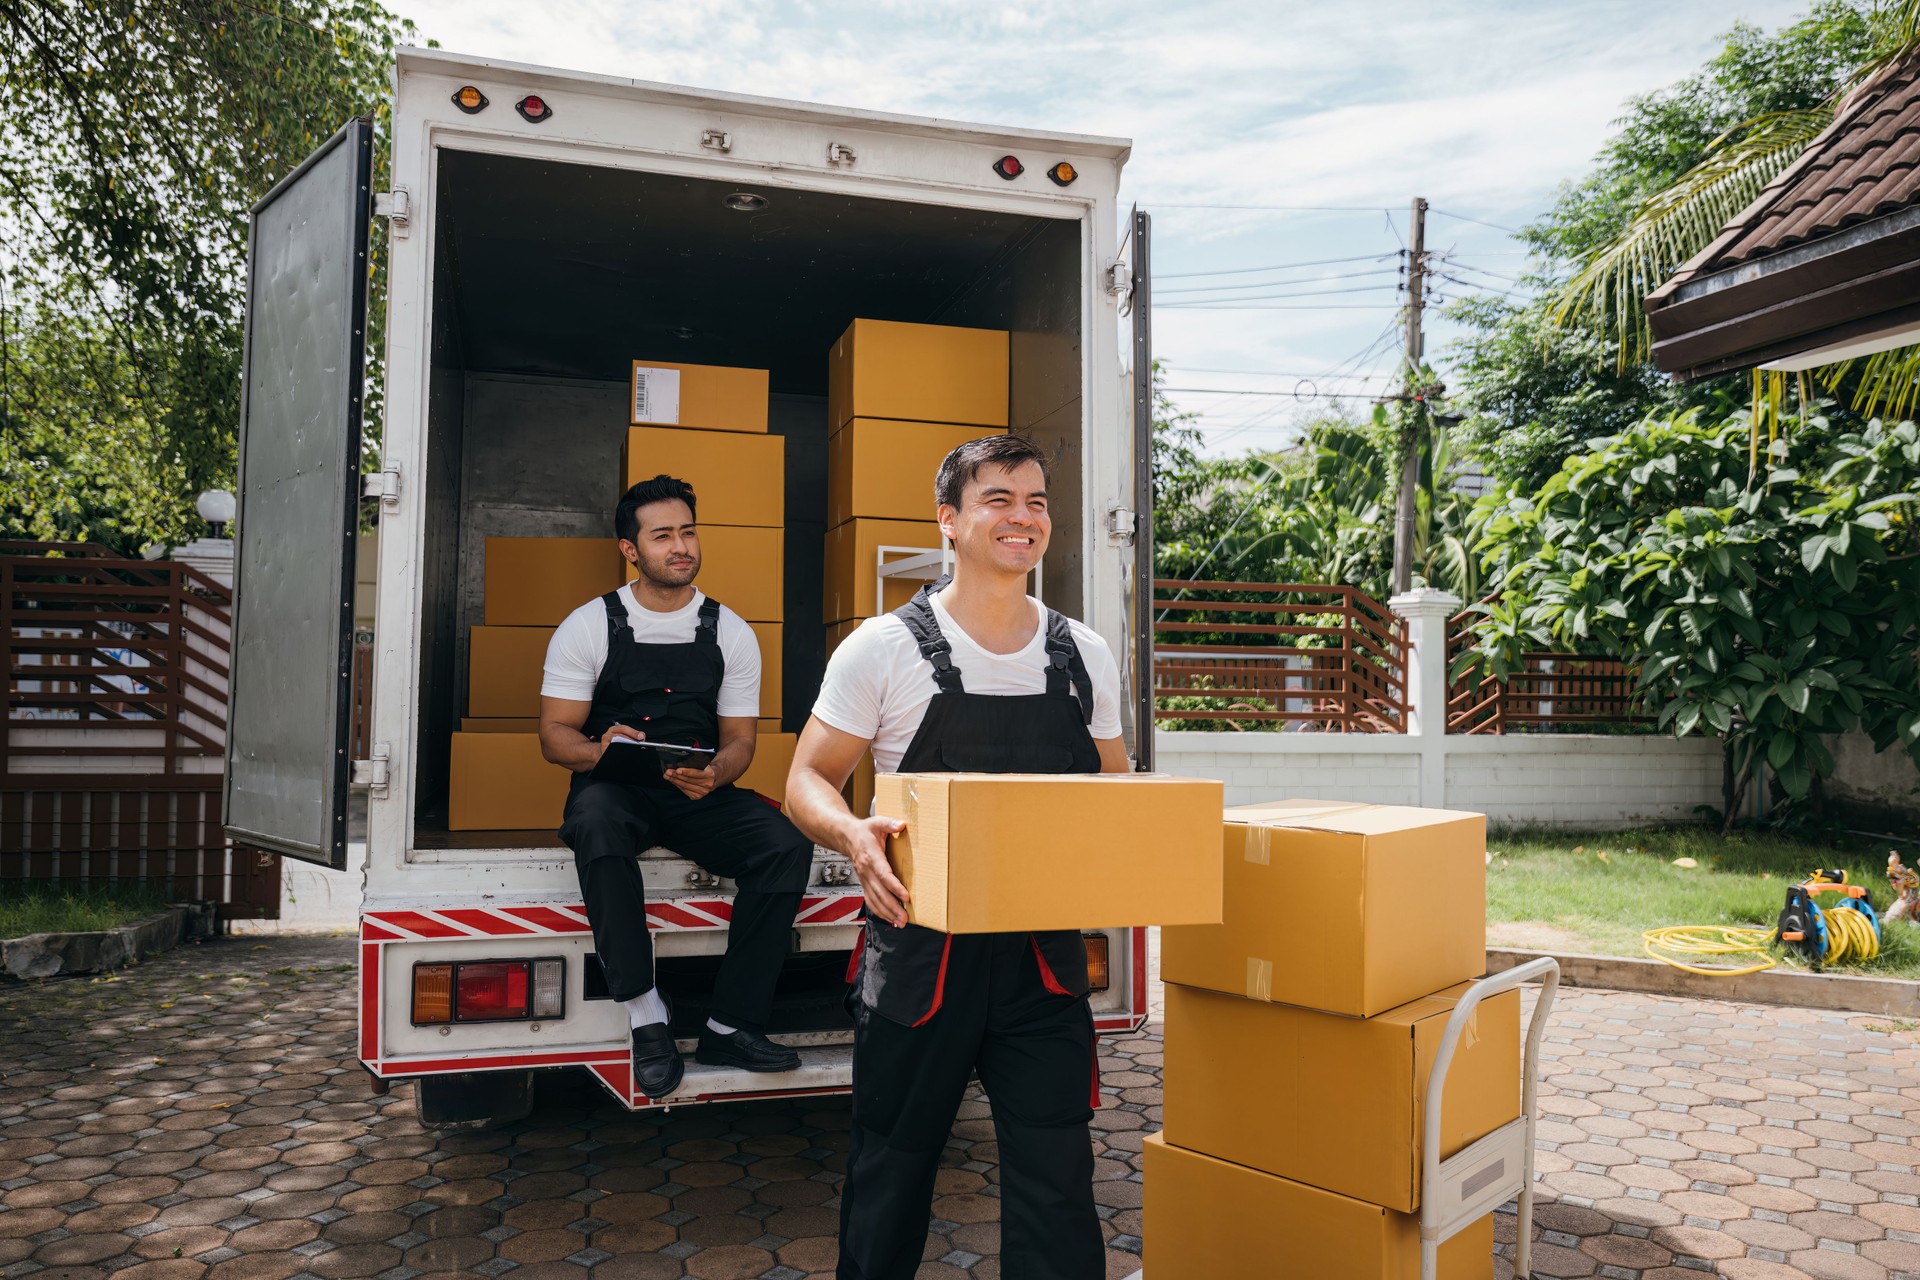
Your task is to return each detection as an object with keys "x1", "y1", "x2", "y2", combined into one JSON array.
[
  {"x1": 1048, "y1": 161, "x2": 1077, "y2": 187},
  {"x1": 516, "y1": 94, "x2": 552, "y2": 123},
  {"x1": 992, "y1": 154, "x2": 1023, "y2": 180},
  {"x1": 412, "y1": 963, "x2": 453, "y2": 1023},
  {"x1": 1083, "y1": 933, "x2": 1111, "y2": 993},
  {"x1": 451, "y1": 85, "x2": 488, "y2": 114}
]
